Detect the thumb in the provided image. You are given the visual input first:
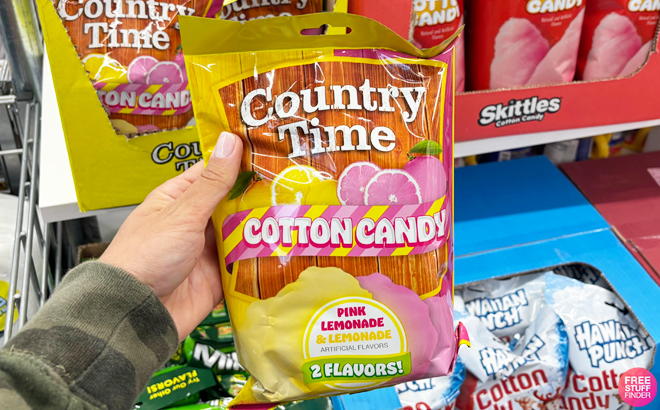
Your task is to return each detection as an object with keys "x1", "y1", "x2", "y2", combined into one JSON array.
[{"x1": 174, "y1": 132, "x2": 243, "y2": 222}]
